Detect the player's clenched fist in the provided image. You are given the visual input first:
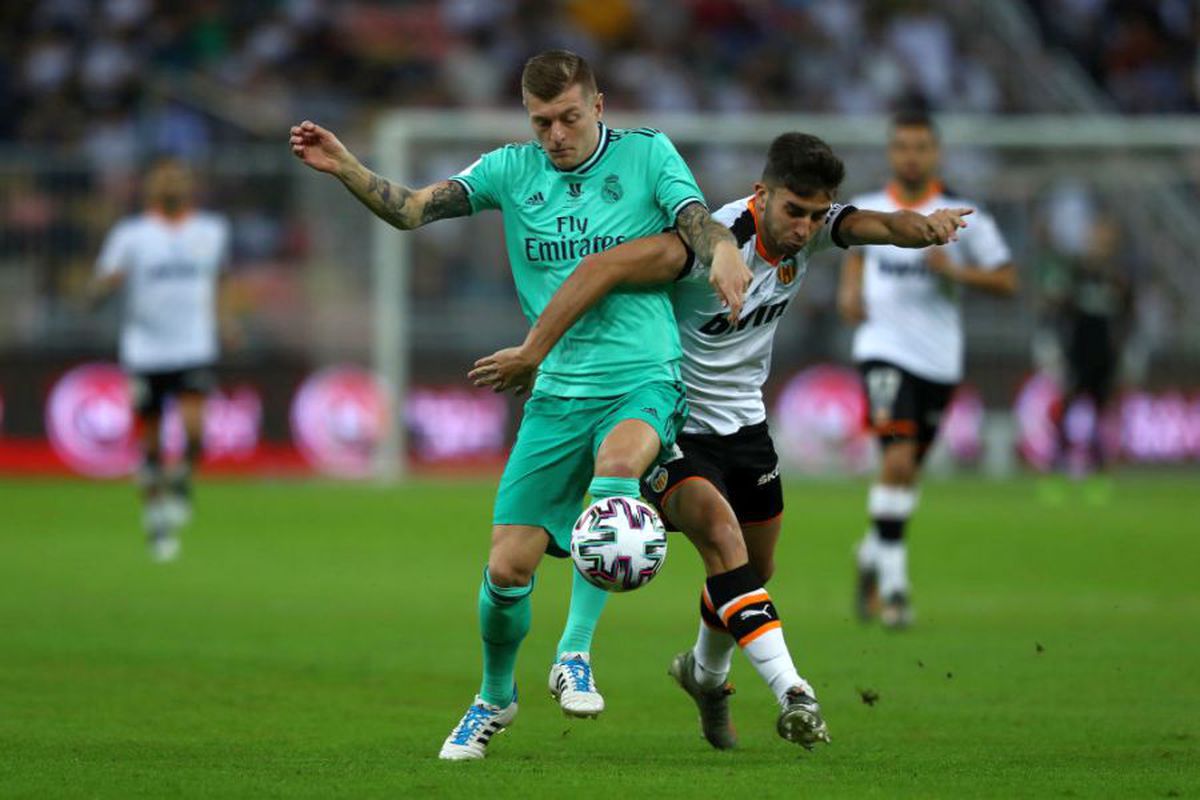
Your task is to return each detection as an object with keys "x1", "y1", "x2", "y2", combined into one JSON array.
[{"x1": 289, "y1": 120, "x2": 352, "y2": 176}]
